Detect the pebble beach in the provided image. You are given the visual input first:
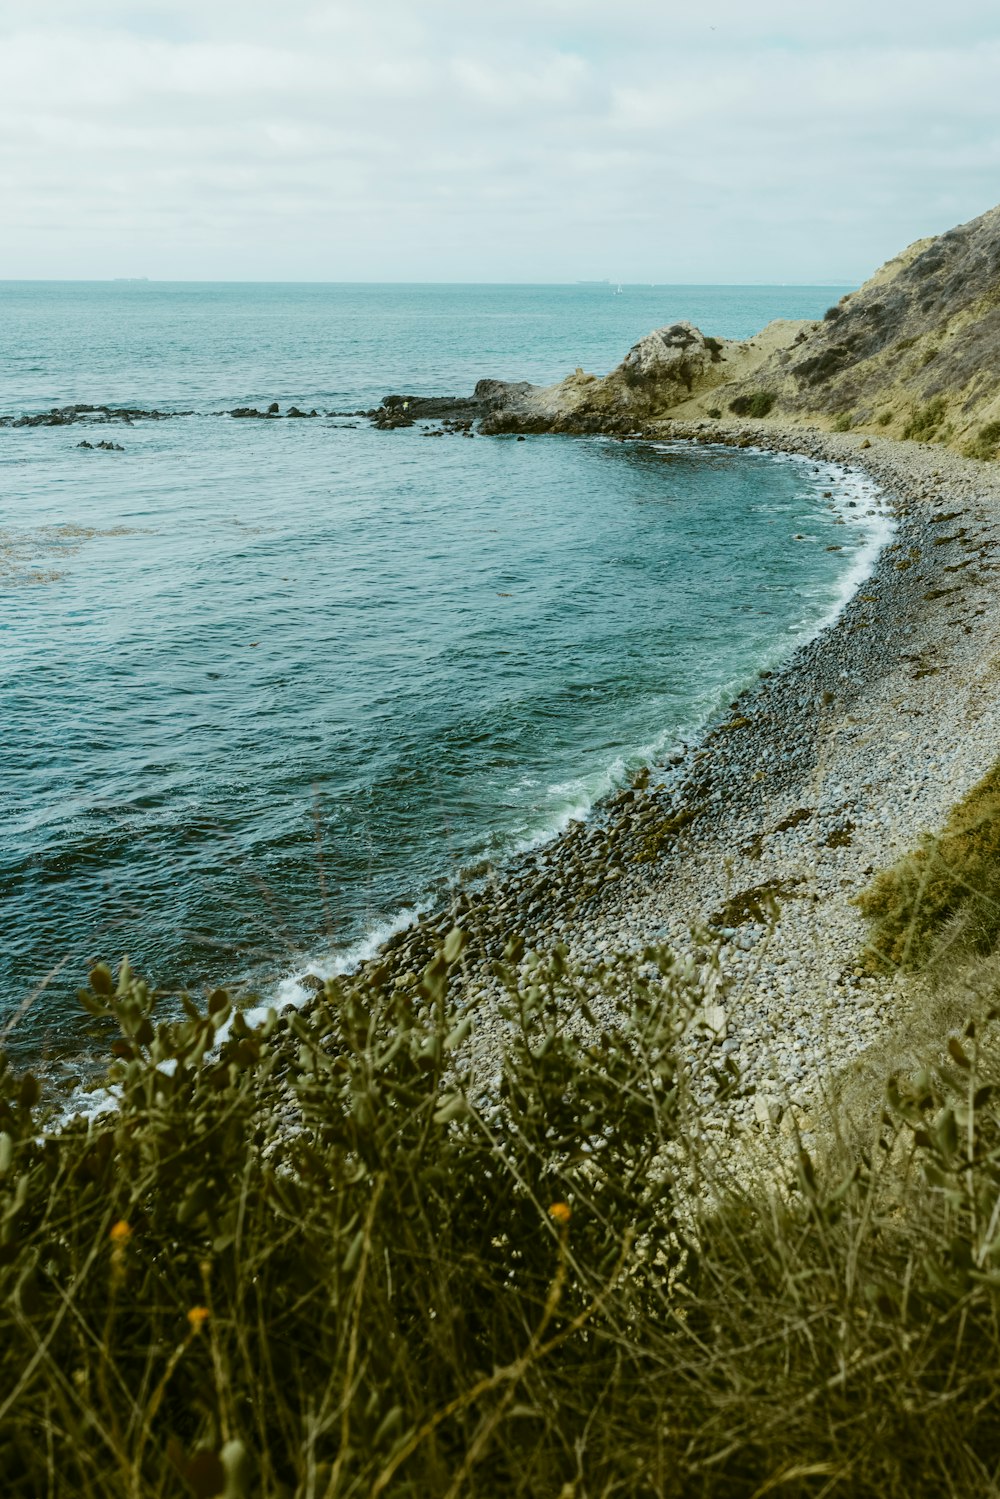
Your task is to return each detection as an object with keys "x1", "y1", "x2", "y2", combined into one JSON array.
[{"x1": 330, "y1": 423, "x2": 1000, "y2": 1150}]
